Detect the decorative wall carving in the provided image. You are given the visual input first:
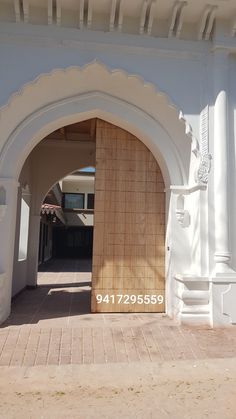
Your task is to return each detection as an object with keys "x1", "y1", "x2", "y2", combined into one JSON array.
[
  {"x1": 195, "y1": 105, "x2": 212, "y2": 184},
  {"x1": 196, "y1": 154, "x2": 212, "y2": 184}
]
